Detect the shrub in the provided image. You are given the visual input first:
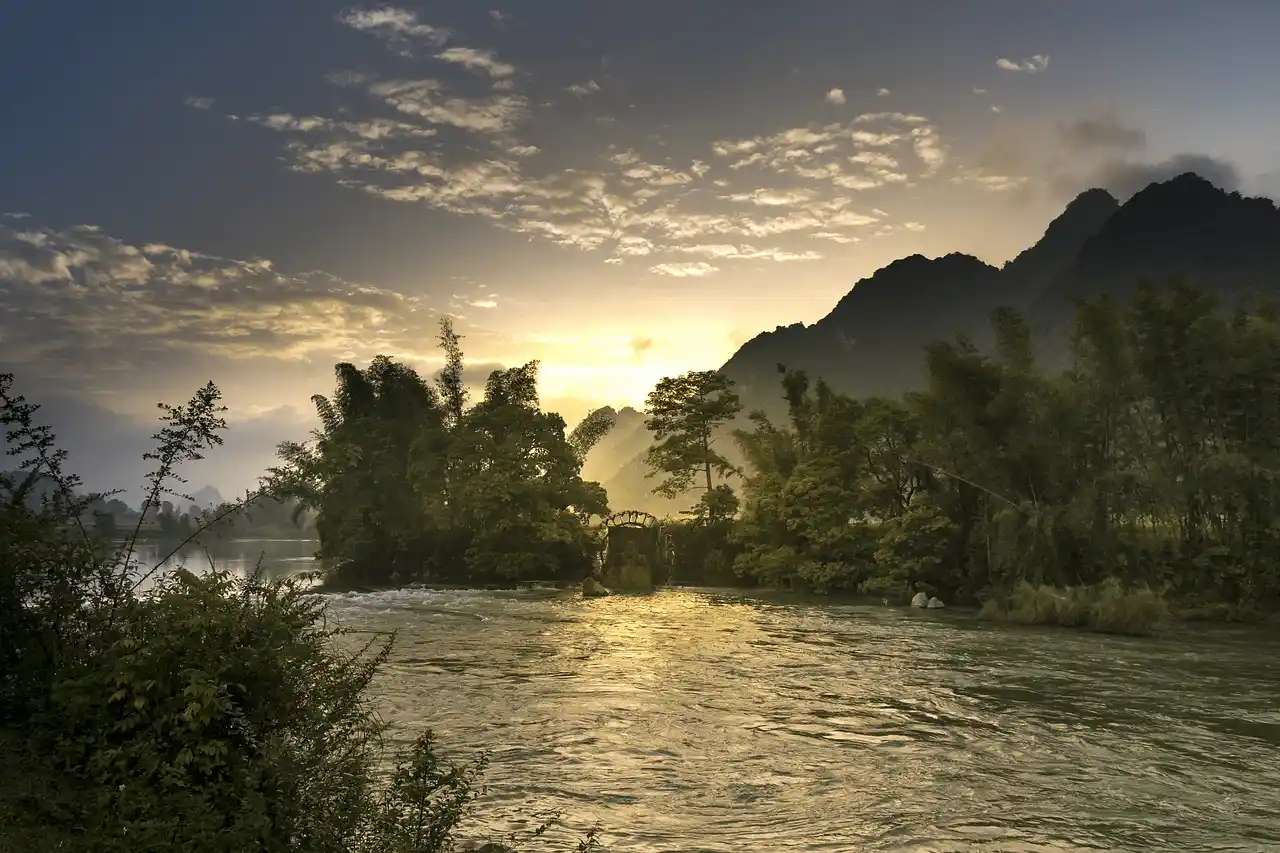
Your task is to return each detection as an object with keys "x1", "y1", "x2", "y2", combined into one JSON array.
[
  {"x1": 980, "y1": 578, "x2": 1169, "y2": 636},
  {"x1": 0, "y1": 373, "x2": 594, "y2": 853}
]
